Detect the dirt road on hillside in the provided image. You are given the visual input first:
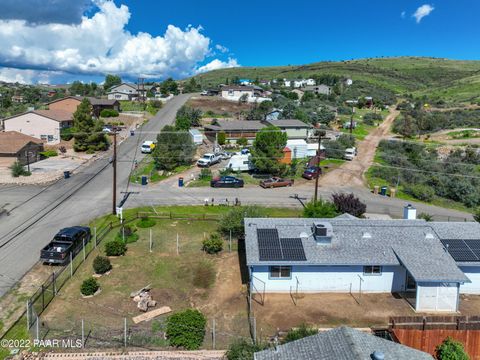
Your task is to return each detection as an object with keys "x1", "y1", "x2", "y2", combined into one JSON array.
[{"x1": 320, "y1": 107, "x2": 400, "y2": 188}]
